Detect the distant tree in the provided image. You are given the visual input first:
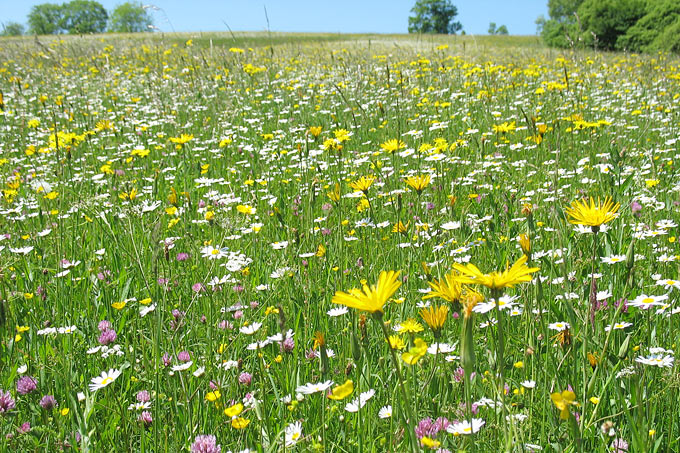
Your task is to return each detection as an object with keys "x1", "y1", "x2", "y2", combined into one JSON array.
[
  {"x1": 617, "y1": 0, "x2": 680, "y2": 52},
  {"x1": 548, "y1": 0, "x2": 585, "y2": 23},
  {"x1": 109, "y1": 2, "x2": 153, "y2": 33},
  {"x1": 577, "y1": 0, "x2": 646, "y2": 50},
  {"x1": 28, "y1": 3, "x2": 65, "y2": 35},
  {"x1": 540, "y1": 0, "x2": 585, "y2": 48},
  {"x1": 61, "y1": 0, "x2": 108, "y2": 34},
  {"x1": 535, "y1": 15, "x2": 546, "y2": 35},
  {"x1": 408, "y1": 0, "x2": 463, "y2": 34},
  {"x1": 488, "y1": 22, "x2": 508, "y2": 35},
  {"x1": 1, "y1": 22, "x2": 26, "y2": 36}
]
